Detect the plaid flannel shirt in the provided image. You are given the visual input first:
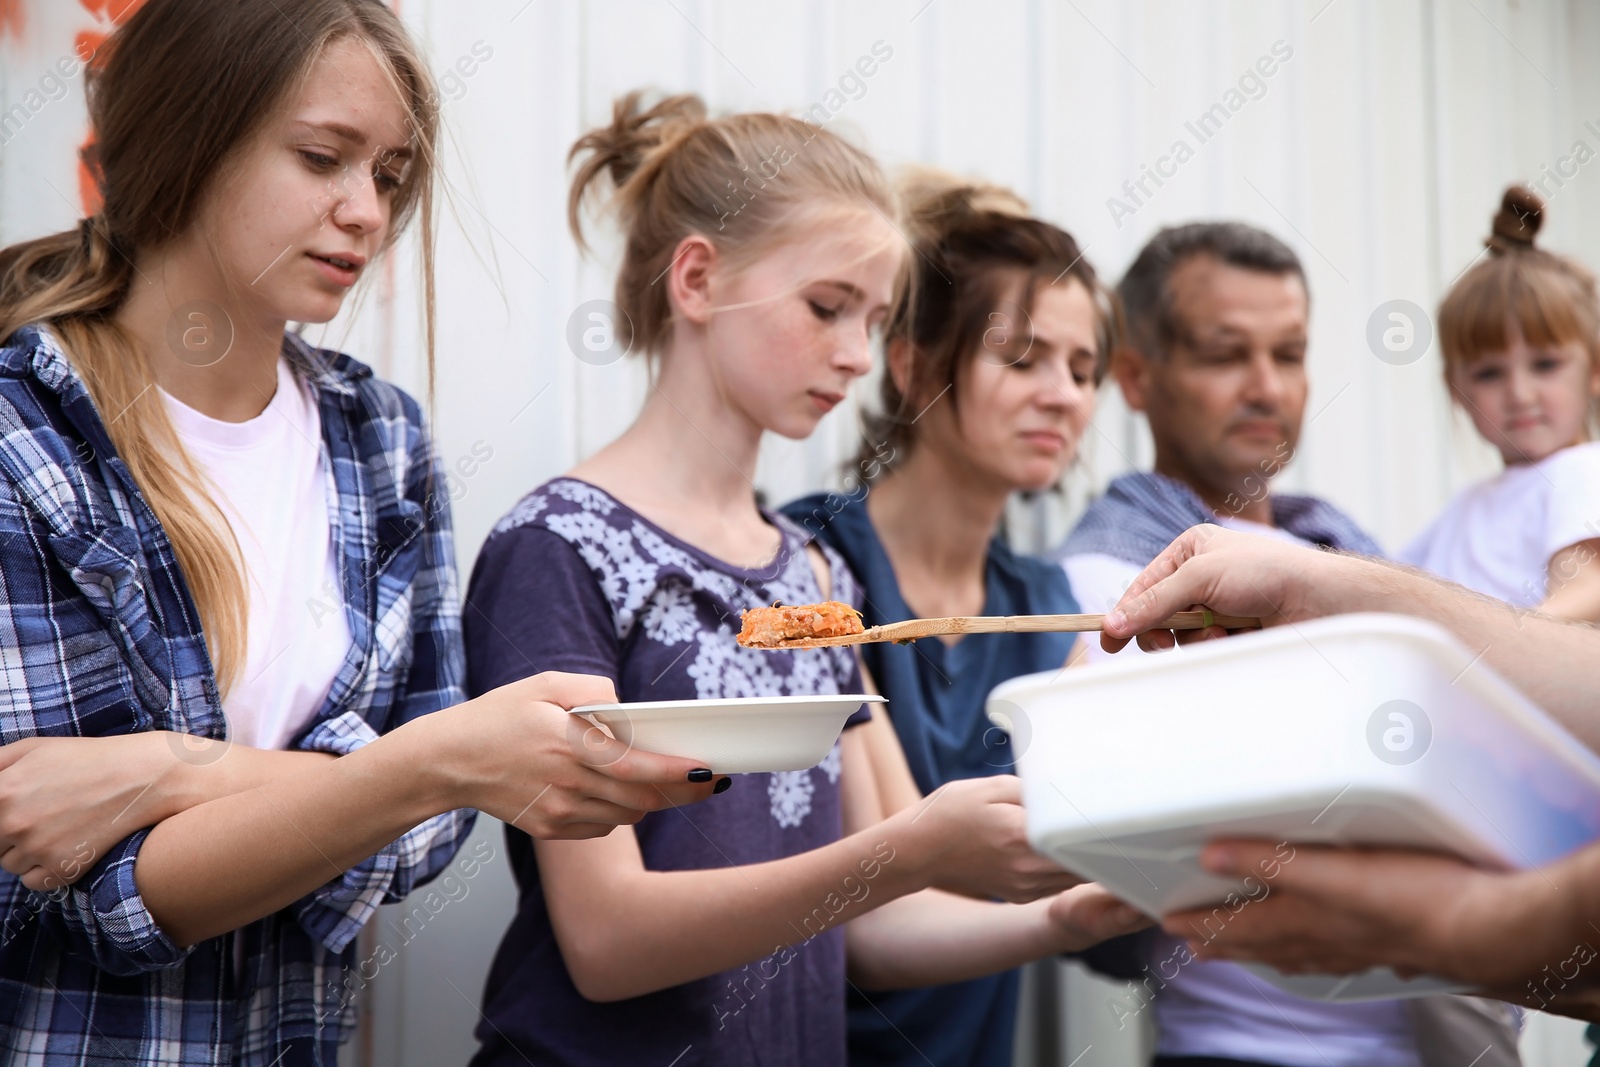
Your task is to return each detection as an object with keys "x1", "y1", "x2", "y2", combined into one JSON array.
[{"x1": 0, "y1": 324, "x2": 474, "y2": 1066}]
